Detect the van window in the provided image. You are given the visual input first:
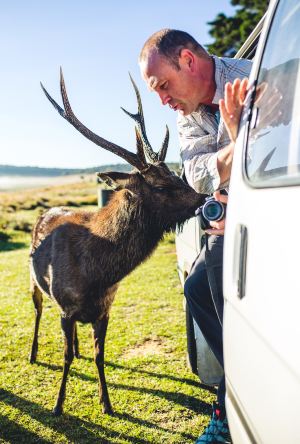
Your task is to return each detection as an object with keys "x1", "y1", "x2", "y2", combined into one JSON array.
[{"x1": 245, "y1": 0, "x2": 300, "y2": 187}]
